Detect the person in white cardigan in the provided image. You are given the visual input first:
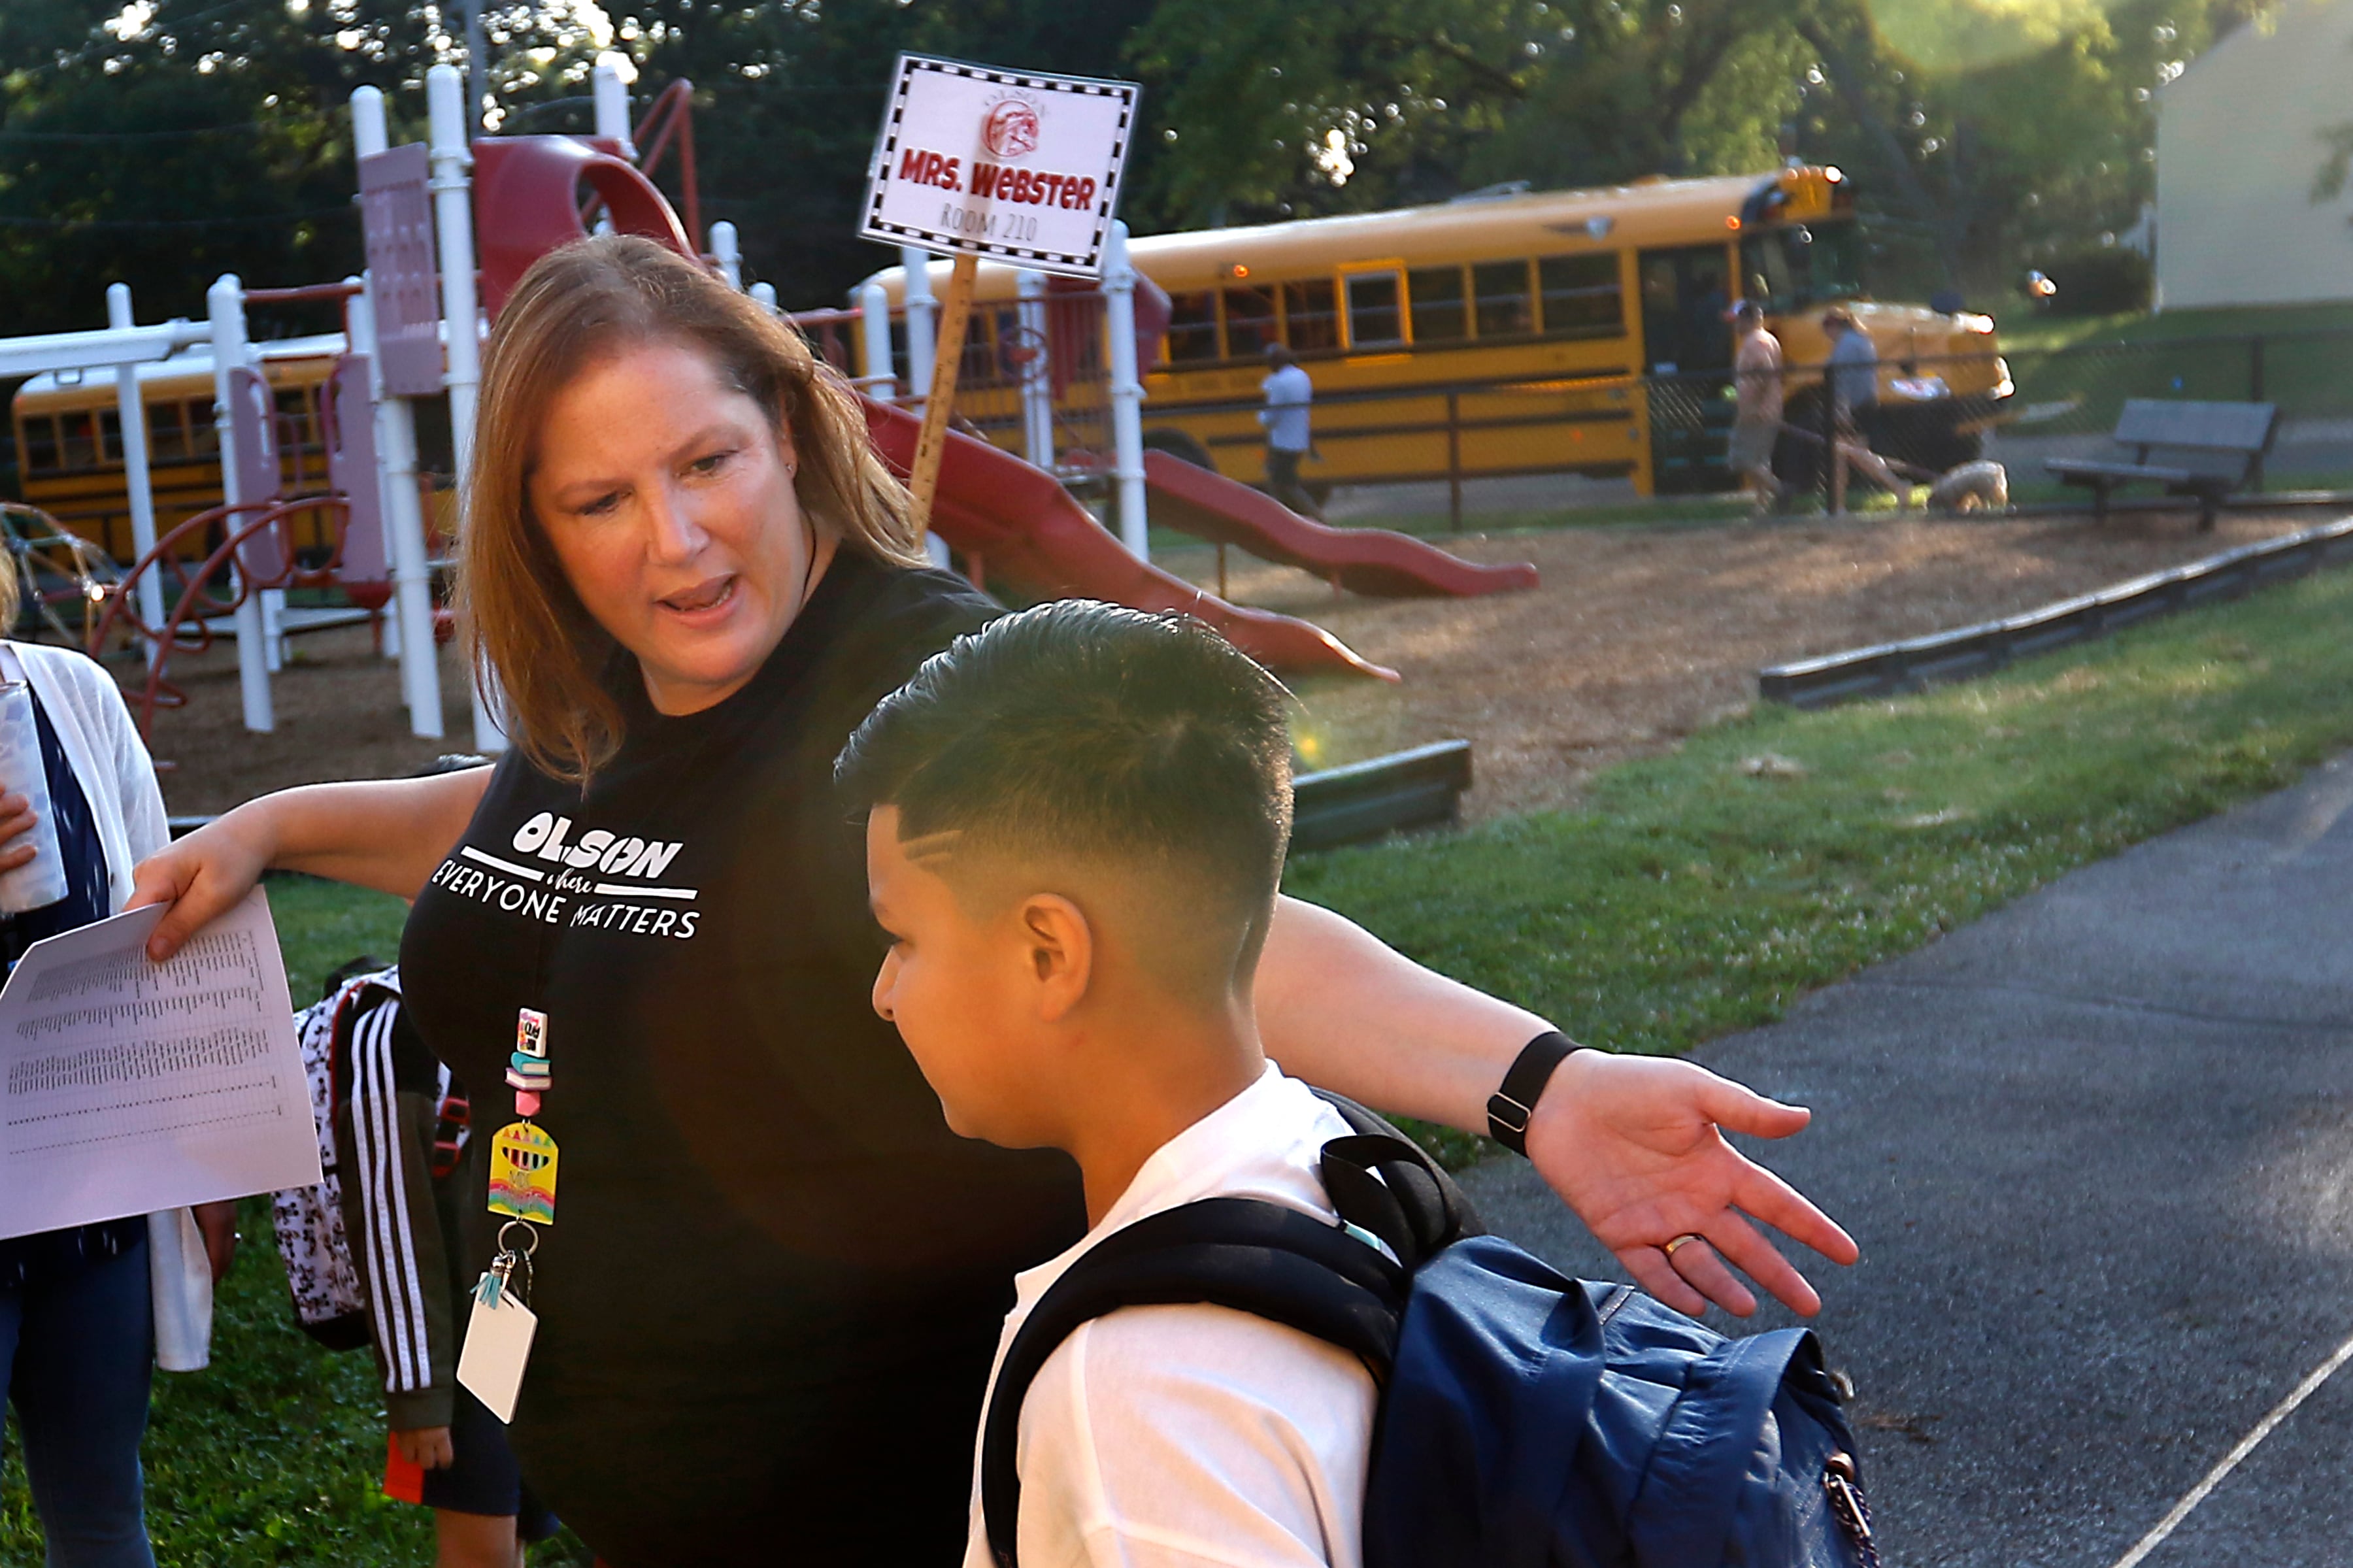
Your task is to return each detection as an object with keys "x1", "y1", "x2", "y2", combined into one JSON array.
[{"x1": 0, "y1": 556, "x2": 227, "y2": 1568}]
